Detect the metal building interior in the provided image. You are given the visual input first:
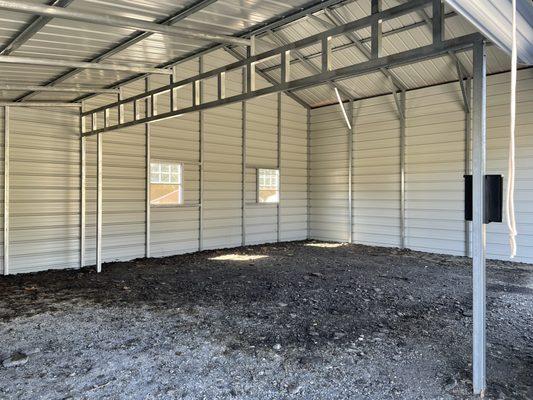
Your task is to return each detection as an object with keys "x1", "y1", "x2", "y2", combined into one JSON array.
[{"x1": 0, "y1": 0, "x2": 532, "y2": 398}]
